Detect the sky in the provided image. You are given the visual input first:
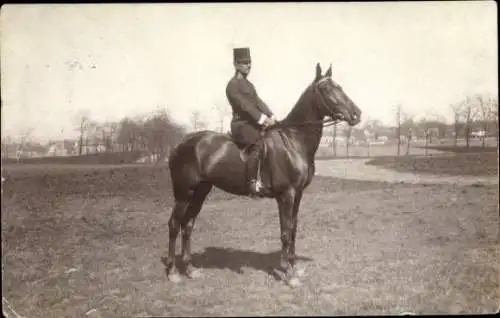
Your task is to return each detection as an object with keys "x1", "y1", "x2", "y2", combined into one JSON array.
[{"x1": 1, "y1": 2, "x2": 498, "y2": 142}]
